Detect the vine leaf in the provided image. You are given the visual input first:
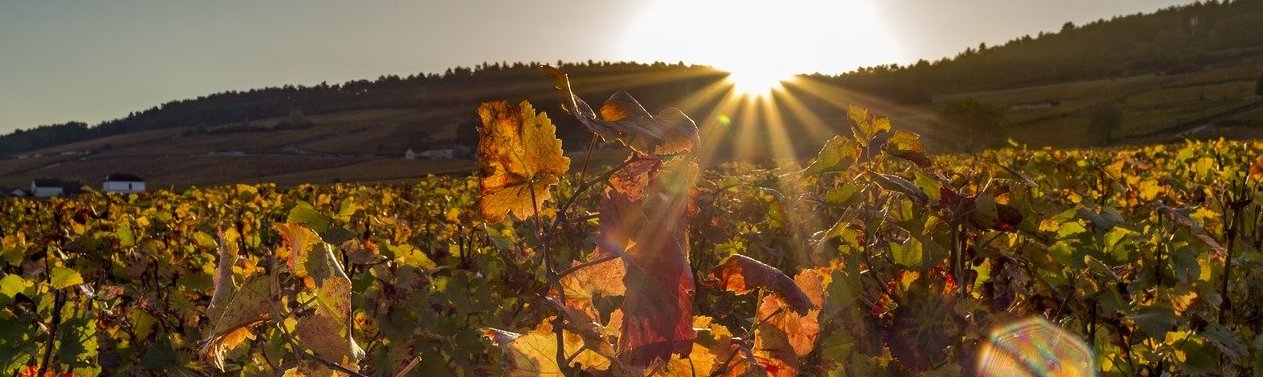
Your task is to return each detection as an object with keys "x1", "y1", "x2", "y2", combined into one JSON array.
[
  {"x1": 295, "y1": 277, "x2": 364, "y2": 372},
  {"x1": 847, "y1": 104, "x2": 891, "y2": 144},
  {"x1": 753, "y1": 268, "x2": 829, "y2": 376},
  {"x1": 1200, "y1": 323, "x2": 1248, "y2": 359},
  {"x1": 707, "y1": 254, "x2": 815, "y2": 315},
  {"x1": 870, "y1": 172, "x2": 930, "y2": 205},
  {"x1": 475, "y1": 100, "x2": 571, "y2": 222},
  {"x1": 276, "y1": 223, "x2": 336, "y2": 288},
  {"x1": 209, "y1": 229, "x2": 239, "y2": 307},
  {"x1": 800, "y1": 136, "x2": 858, "y2": 178},
  {"x1": 886, "y1": 273, "x2": 960, "y2": 371},
  {"x1": 544, "y1": 67, "x2": 698, "y2": 156},
  {"x1": 482, "y1": 321, "x2": 611, "y2": 376},
  {"x1": 884, "y1": 130, "x2": 931, "y2": 168},
  {"x1": 1155, "y1": 204, "x2": 1226, "y2": 258},
  {"x1": 49, "y1": 266, "x2": 84, "y2": 290},
  {"x1": 201, "y1": 274, "x2": 276, "y2": 371},
  {"x1": 595, "y1": 158, "x2": 699, "y2": 370}
]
